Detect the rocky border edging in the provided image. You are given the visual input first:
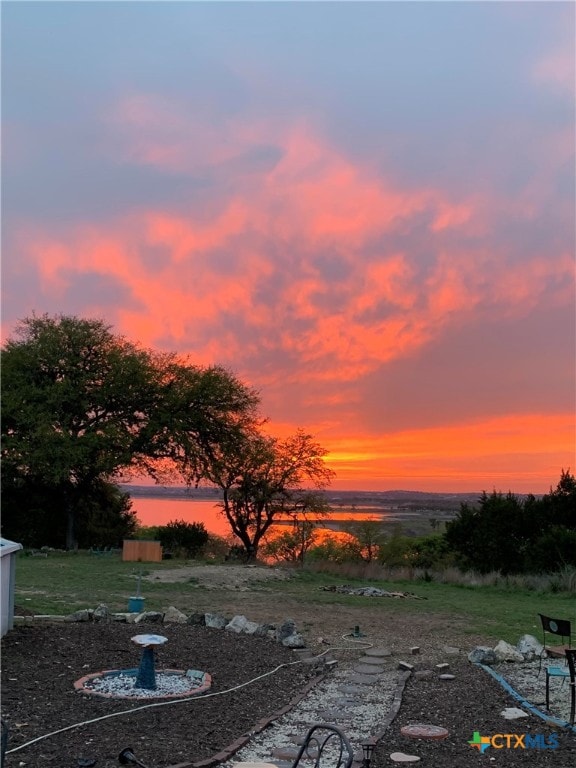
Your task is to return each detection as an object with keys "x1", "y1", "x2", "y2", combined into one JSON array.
[{"x1": 13, "y1": 603, "x2": 308, "y2": 648}]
